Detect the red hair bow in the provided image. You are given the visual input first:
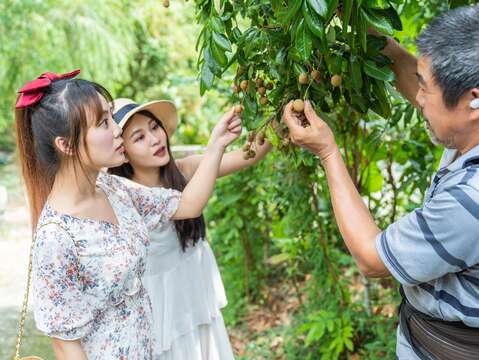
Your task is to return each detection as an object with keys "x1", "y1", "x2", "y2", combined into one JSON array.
[{"x1": 15, "y1": 69, "x2": 81, "y2": 109}]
